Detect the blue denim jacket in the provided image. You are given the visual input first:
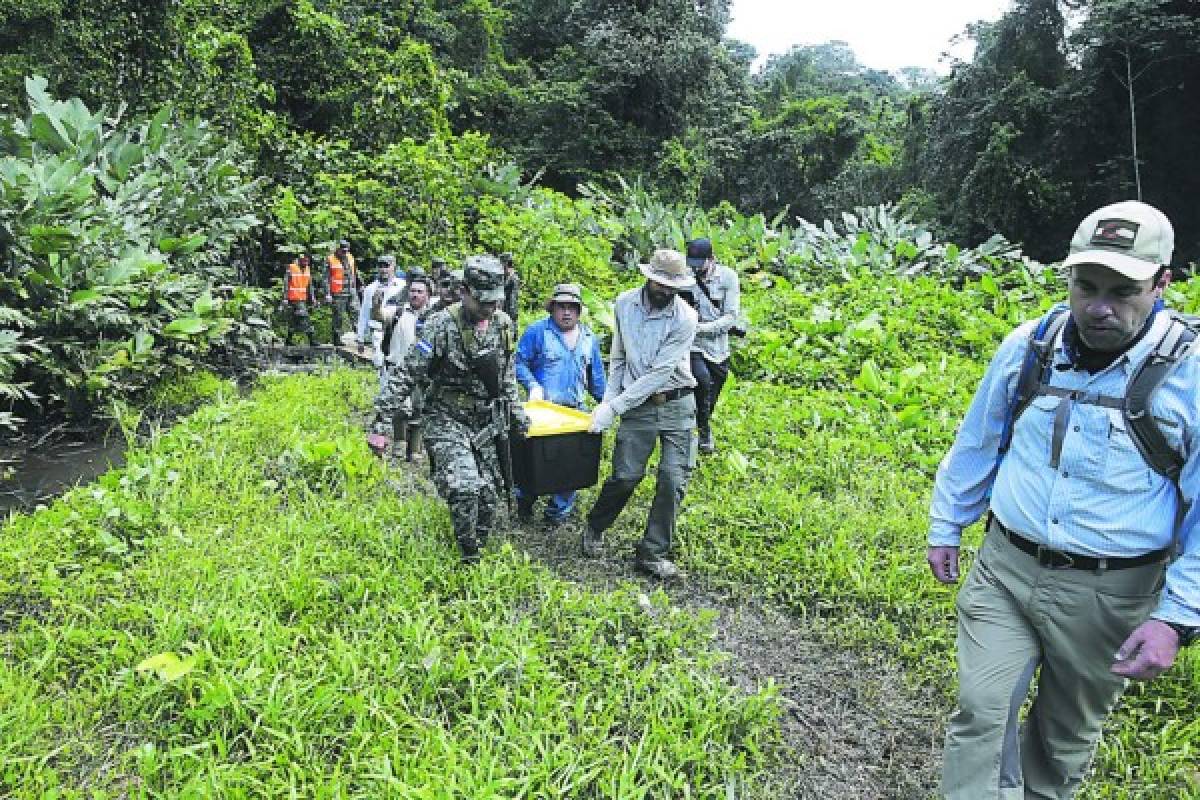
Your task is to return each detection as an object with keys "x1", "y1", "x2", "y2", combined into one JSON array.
[{"x1": 515, "y1": 317, "x2": 606, "y2": 409}]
